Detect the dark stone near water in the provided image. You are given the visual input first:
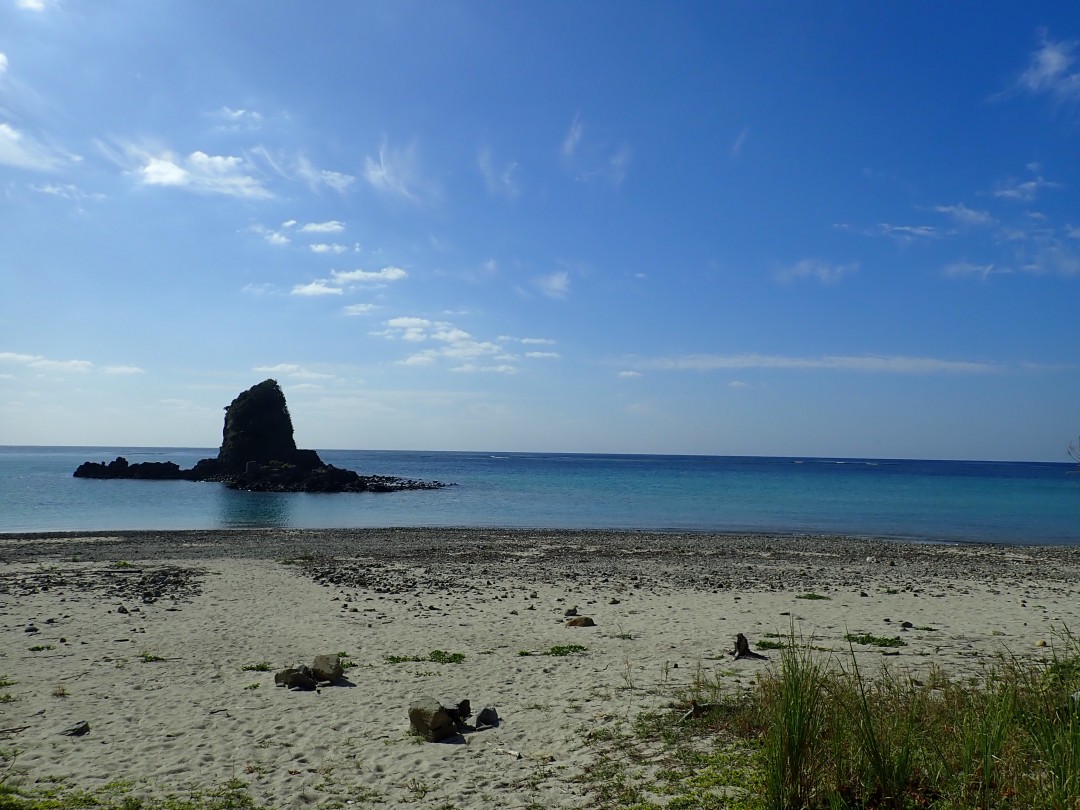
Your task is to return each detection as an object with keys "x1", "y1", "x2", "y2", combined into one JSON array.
[{"x1": 74, "y1": 379, "x2": 450, "y2": 493}]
